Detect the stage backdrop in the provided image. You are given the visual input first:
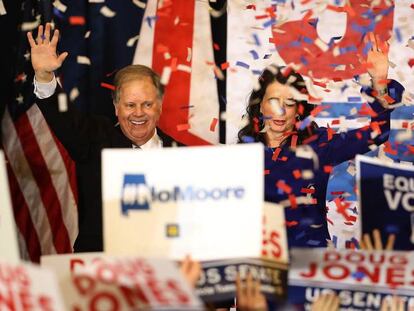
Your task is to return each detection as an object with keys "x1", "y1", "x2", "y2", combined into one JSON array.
[{"x1": 2, "y1": 0, "x2": 414, "y2": 260}]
